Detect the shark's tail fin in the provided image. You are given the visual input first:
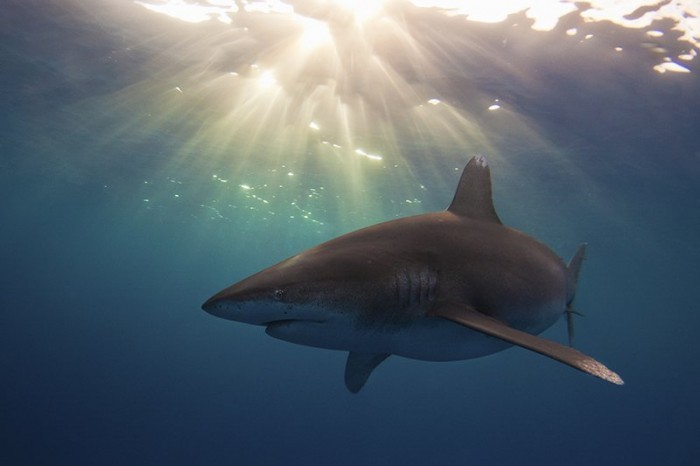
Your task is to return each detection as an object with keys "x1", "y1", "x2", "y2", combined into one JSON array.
[{"x1": 565, "y1": 243, "x2": 587, "y2": 347}]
